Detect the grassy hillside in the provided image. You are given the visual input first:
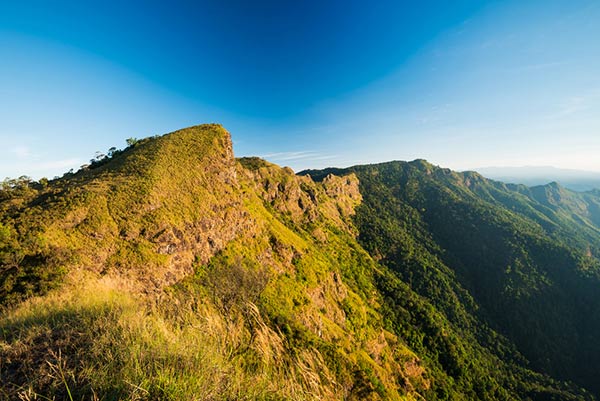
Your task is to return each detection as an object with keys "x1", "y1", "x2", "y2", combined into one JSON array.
[
  {"x1": 0, "y1": 125, "x2": 597, "y2": 400},
  {"x1": 1, "y1": 125, "x2": 427, "y2": 400}
]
